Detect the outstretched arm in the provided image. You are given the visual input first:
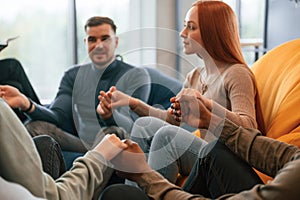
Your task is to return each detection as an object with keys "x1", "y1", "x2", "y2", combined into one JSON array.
[
  {"x1": 0, "y1": 98, "x2": 129, "y2": 200},
  {"x1": 97, "y1": 86, "x2": 180, "y2": 125},
  {"x1": 119, "y1": 96, "x2": 300, "y2": 200}
]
